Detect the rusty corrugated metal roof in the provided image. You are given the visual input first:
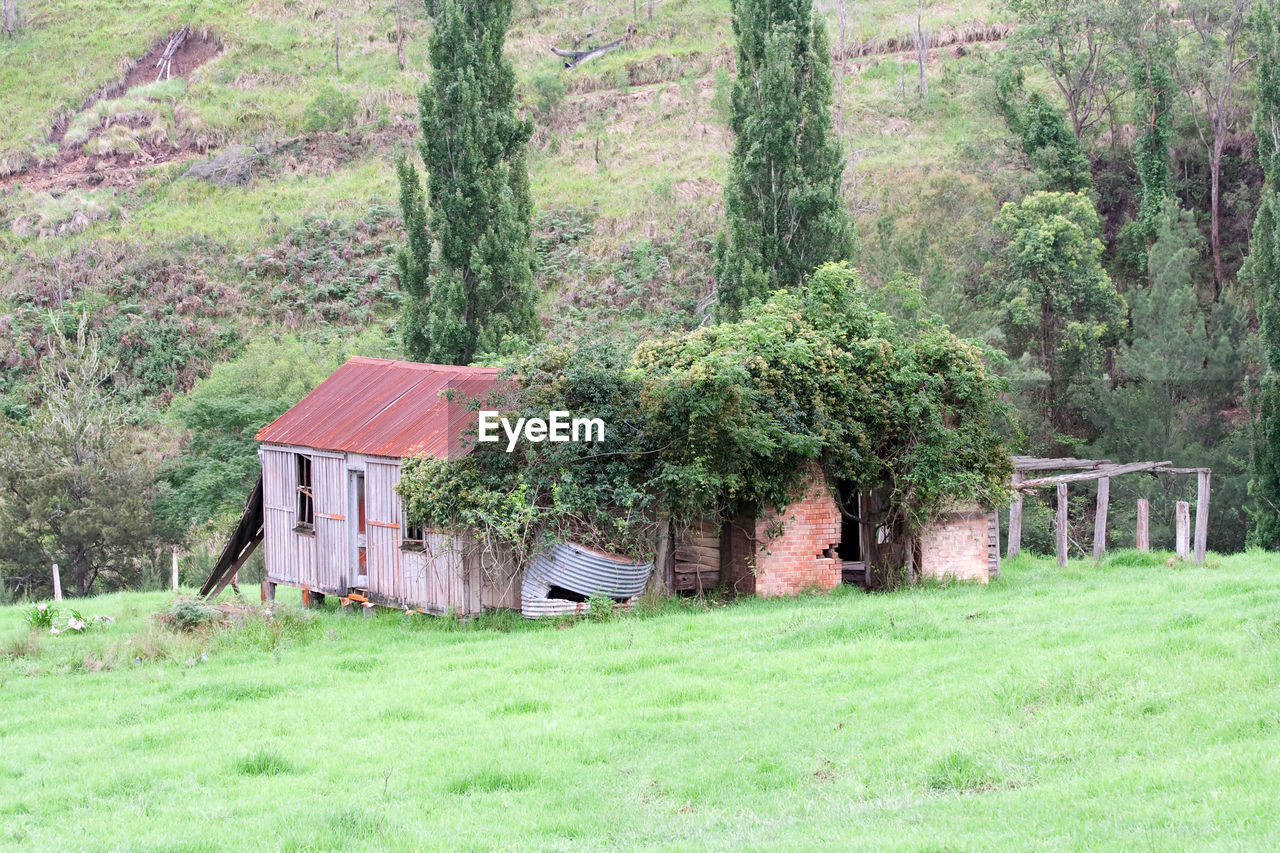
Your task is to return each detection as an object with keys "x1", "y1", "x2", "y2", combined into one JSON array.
[{"x1": 255, "y1": 357, "x2": 502, "y2": 458}]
